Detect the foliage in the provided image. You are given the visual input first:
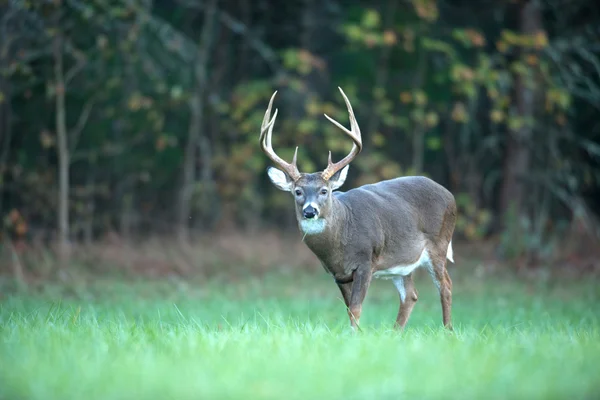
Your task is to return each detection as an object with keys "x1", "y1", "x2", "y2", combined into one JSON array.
[{"x1": 454, "y1": 193, "x2": 493, "y2": 240}]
